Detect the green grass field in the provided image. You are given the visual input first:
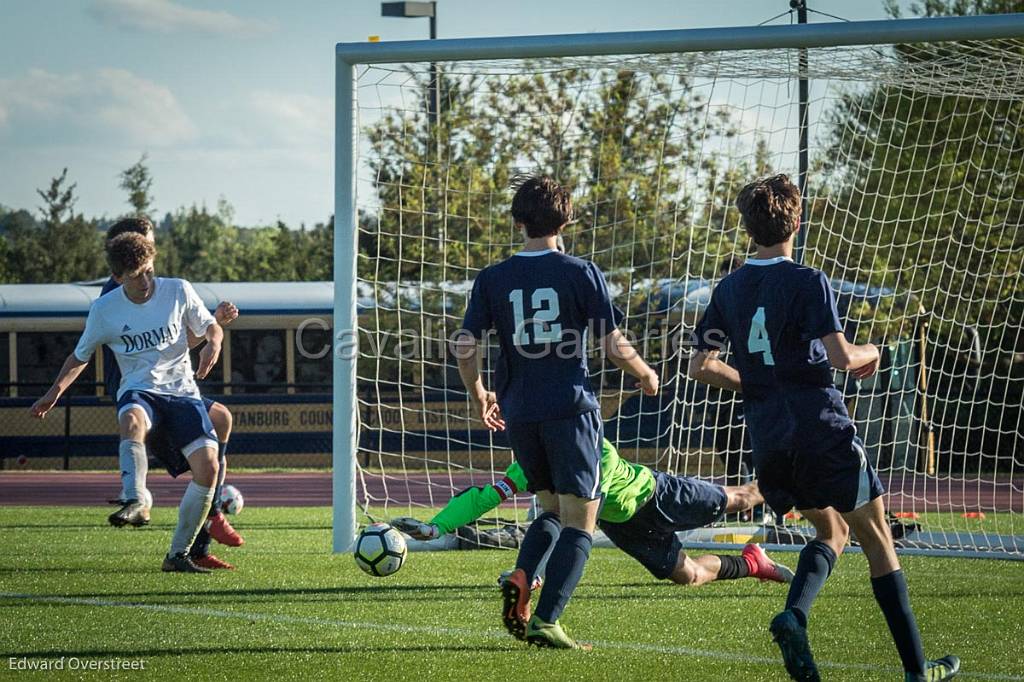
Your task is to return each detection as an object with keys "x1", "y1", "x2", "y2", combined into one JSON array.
[{"x1": 1, "y1": 507, "x2": 1022, "y2": 681}]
